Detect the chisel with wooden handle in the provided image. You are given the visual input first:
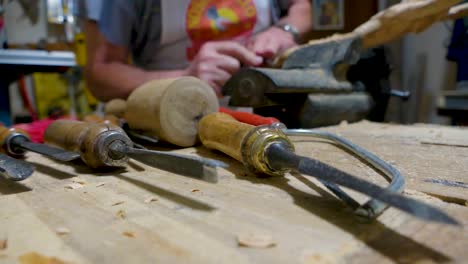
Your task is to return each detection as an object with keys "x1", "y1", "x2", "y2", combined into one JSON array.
[
  {"x1": 198, "y1": 113, "x2": 459, "y2": 225},
  {"x1": 0, "y1": 125, "x2": 80, "y2": 161},
  {"x1": 83, "y1": 114, "x2": 159, "y2": 146},
  {"x1": 44, "y1": 120, "x2": 226, "y2": 182}
]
